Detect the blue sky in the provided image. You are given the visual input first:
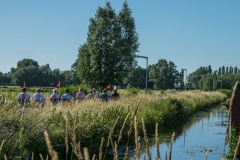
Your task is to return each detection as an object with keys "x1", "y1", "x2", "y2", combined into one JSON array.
[{"x1": 0, "y1": 0, "x2": 239, "y2": 75}]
